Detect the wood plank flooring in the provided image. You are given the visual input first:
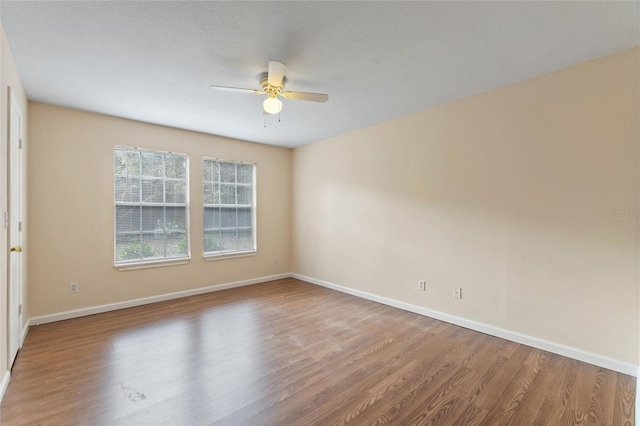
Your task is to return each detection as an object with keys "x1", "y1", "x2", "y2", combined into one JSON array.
[{"x1": 0, "y1": 278, "x2": 635, "y2": 425}]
